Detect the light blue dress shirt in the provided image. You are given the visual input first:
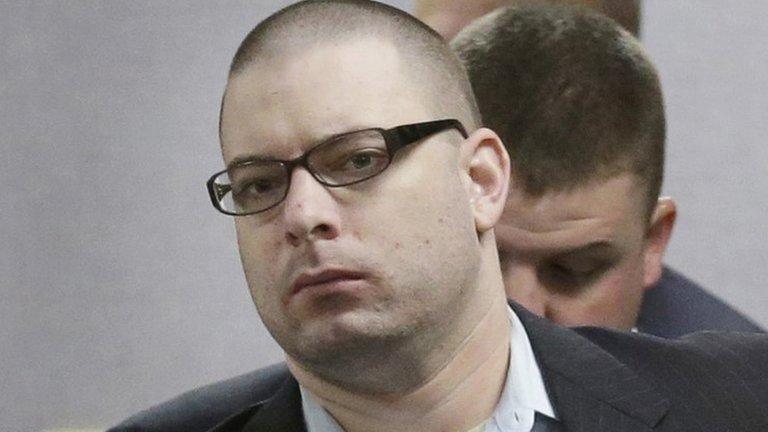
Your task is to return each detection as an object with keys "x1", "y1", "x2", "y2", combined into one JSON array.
[{"x1": 300, "y1": 306, "x2": 557, "y2": 432}]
